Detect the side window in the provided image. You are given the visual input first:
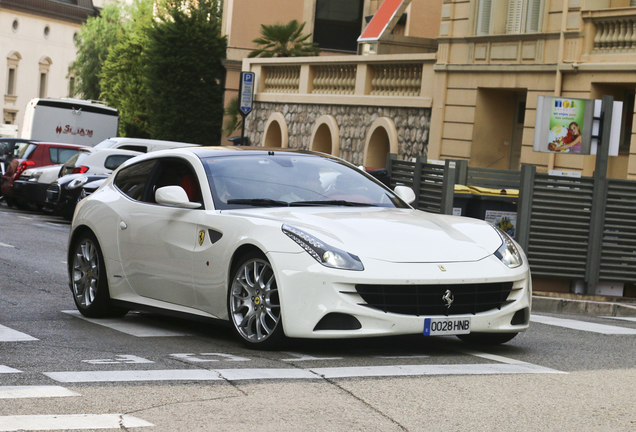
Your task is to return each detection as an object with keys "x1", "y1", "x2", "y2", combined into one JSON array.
[
  {"x1": 51, "y1": 148, "x2": 79, "y2": 164},
  {"x1": 149, "y1": 159, "x2": 202, "y2": 205},
  {"x1": 114, "y1": 159, "x2": 157, "y2": 201},
  {"x1": 104, "y1": 155, "x2": 136, "y2": 171},
  {"x1": 119, "y1": 145, "x2": 147, "y2": 153}
]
